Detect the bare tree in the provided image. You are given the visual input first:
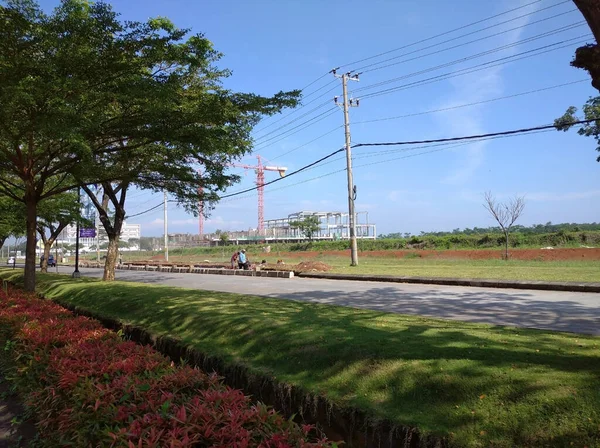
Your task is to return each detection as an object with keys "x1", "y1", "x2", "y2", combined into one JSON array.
[{"x1": 483, "y1": 192, "x2": 526, "y2": 260}]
